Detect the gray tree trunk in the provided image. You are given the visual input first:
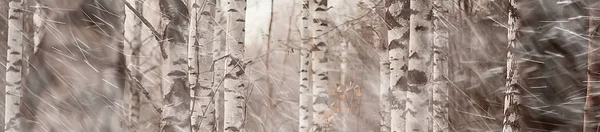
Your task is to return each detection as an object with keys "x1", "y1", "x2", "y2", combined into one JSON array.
[
  {"x1": 159, "y1": 0, "x2": 191, "y2": 131},
  {"x1": 502, "y1": 0, "x2": 522, "y2": 131},
  {"x1": 124, "y1": 0, "x2": 143, "y2": 130},
  {"x1": 431, "y1": 0, "x2": 450, "y2": 131},
  {"x1": 189, "y1": 0, "x2": 217, "y2": 131}
]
